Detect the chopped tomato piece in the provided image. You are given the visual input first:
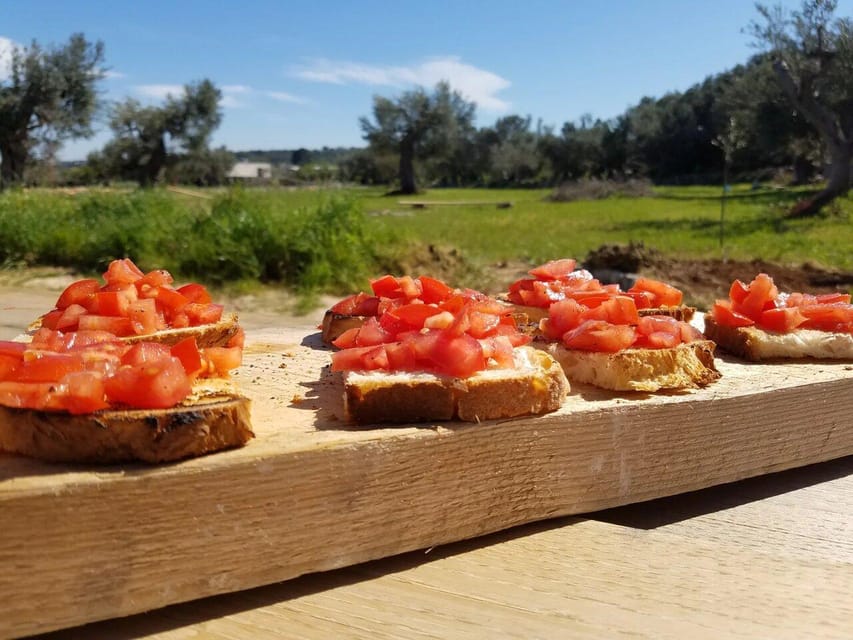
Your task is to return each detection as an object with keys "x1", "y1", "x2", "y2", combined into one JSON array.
[
  {"x1": 628, "y1": 277, "x2": 683, "y2": 307},
  {"x1": 371, "y1": 275, "x2": 405, "y2": 299},
  {"x1": 384, "y1": 341, "x2": 418, "y2": 371},
  {"x1": 155, "y1": 287, "x2": 190, "y2": 317},
  {"x1": 128, "y1": 298, "x2": 162, "y2": 335},
  {"x1": 758, "y1": 307, "x2": 807, "y2": 333},
  {"x1": 15, "y1": 353, "x2": 85, "y2": 383},
  {"x1": 529, "y1": 258, "x2": 577, "y2": 280},
  {"x1": 135, "y1": 269, "x2": 174, "y2": 295},
  {"x1": 733, "y1": 273, "x2": 778, "y2": 319},
  {"x1": 184, "y1": 302, "x2": 223, "y2": 326},
  {"x1": 103, "y1": 258, "x2": 145, "y2": 286},
  {"x1": 330, "y1": 292, "x2": 380, "y2": 316},
  {"x1": 332, "y1": 327, "x2": 361, "y2": 349},
  {"x1": 562, "y1": 320, "x2": 637, "y2": 352},
  {"x1": 78, "y1": 314, "x2": 134, "y2": 336},
  {"x1": 711, "y1": 300, "x2": 755, "y2": 327},
  {"x1": 61, "y1": 371, "x2": 109, "y2": 414},
  {"x1": 171, "y1": 337, "x2": 204, "y2": 378},
  {"x1": 121, "y1": 342, "x2": 172, "y2": 366},
  {"x1": 55, "y1": 304, "x2": 89, "y2": 331},
  {"x1": 582, "y1": 296, "x2": 640, "y2": 325},
  {"x1": 392, "y1": 303, "x2": 441, "y2": 330},
  {"x1": 56, "y1": 279, "x2": 100, "y2": 310},
  {"x1": 105, "y1": 357, "x2": 191, "y2": 409},
  {"x1": 417, "y1": 276, "x2": 454, "y2": 304},
  {"x1": 91, "y1": 290, "x2": 131, "y2": 317},
  {"x1": 541, "y1": 299, "x2": 585, "y2": 340},
  {"x1": 203, "y1": 346, "x2": 242, "y2": 377},
  {"x1": 355, "y1": 316, "x2": 392, "y2": 346},
  {"x1": 176, "y1": 282, "x2": 213, "y2": 304},
  {"x1": 427, "y1": 333, "x2": 485, "y2": 378}
]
